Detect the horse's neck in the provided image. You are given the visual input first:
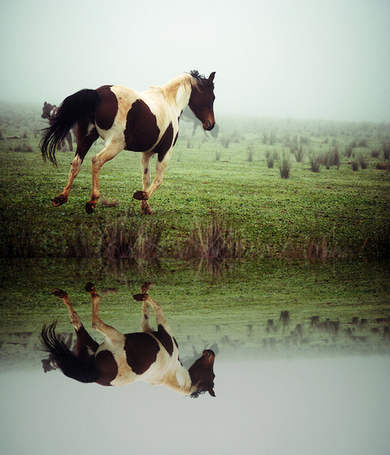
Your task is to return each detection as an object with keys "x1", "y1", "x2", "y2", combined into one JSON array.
[
  {"x1": 161, "y1": 362, "x2": 193, "y2": 395},
  {"x1": 160, "y1": 74, "x2": 193, "y2": 115}
]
